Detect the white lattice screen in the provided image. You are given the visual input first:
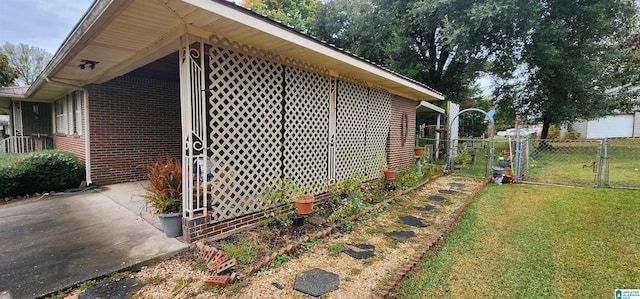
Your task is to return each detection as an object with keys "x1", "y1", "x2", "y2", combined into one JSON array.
[
  {"x1": 335, "y1": 81, "x2": 392, "y2": 181},
  {"x1": 207, "y1": 43, "x2": 284, "y2": 223},
  {"x1": 283, "y1": 67, "x2": 330, "y2": 195},
  {"x1": 181, "y1": 36, "x2": 393, "y2": 224},
  {"x1": 365, "y1": 88, "x2": 392, "y2": 178}
]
